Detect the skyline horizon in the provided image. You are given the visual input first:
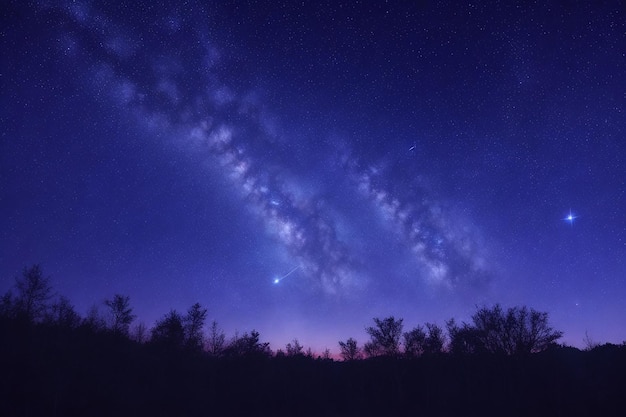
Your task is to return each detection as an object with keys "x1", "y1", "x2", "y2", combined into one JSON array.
[{"x1": 1, "y1": 262, "x2": 620, "y2": 353}]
